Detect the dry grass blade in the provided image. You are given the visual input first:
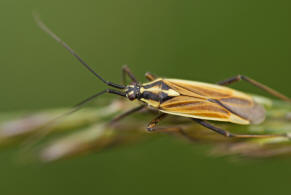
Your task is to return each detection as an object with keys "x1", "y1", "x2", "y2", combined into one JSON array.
[{"x1": 0, "y1": 95, "x2": 291, "y2": 162}]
